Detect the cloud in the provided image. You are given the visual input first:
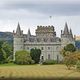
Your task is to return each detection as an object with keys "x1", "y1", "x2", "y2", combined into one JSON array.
[
  {"x1": 0, "y1": 0, "x2": 80, "y2": 36},
  {"x1": 0, "y1": 0, "x2": 79, "y2": 16},
  {"x1": 2, "y1": 0, "x2": 80, "y2": 5}
]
